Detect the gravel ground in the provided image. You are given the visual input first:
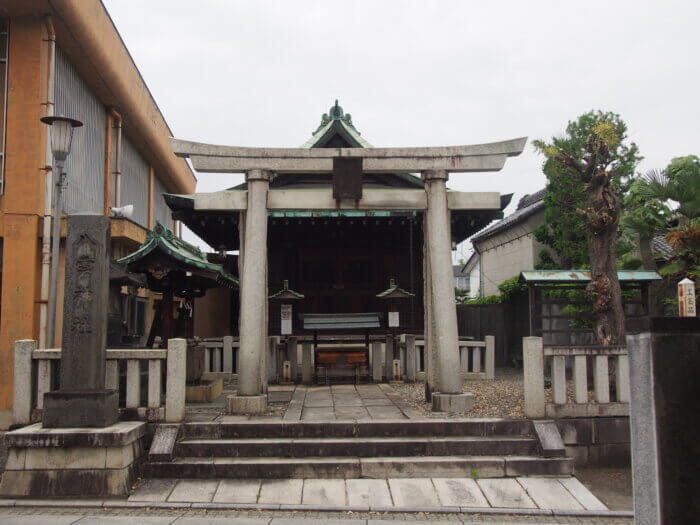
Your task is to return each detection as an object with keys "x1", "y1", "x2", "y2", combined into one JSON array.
[
  {"x1": 391, "y1": 367, "x2": 527, "y2": 418},
  {"x1": 391, "y1": 366, "x2": 609, "y2": 418}
]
